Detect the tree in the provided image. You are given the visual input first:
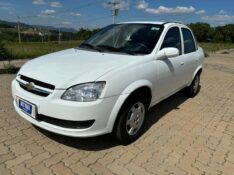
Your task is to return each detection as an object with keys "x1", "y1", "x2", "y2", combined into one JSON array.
[
  {"x1": 188, "y1": 23, "x2": 214, "y2": 42},
  {"x1": 76, "y1": 28, "x2": 100, "y2": 40},
  {"x1": 214, "y1": 24, "x2": 234, "y2": 43}
]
